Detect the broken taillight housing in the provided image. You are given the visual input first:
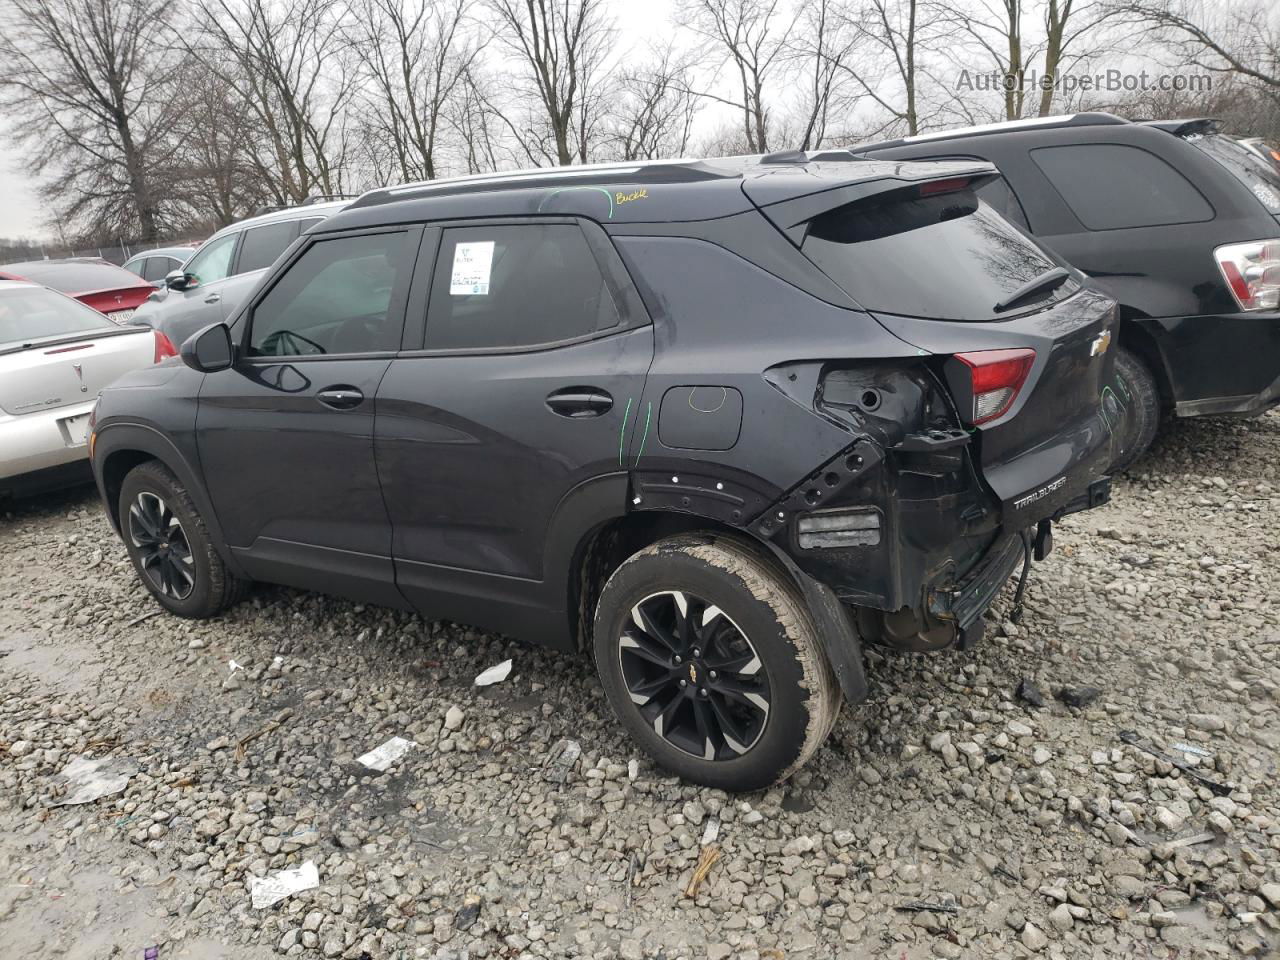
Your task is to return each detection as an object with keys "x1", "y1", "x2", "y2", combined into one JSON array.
[
  {"x1": 1214, "y1": 240, "x2": 1280, "y2": 311},
  {"x1": 153, "y1": 330, "x2": 179, "y2": 363},
  {"x1": 953, "y1": 348, "x2": 1036, "y2": 425}
]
